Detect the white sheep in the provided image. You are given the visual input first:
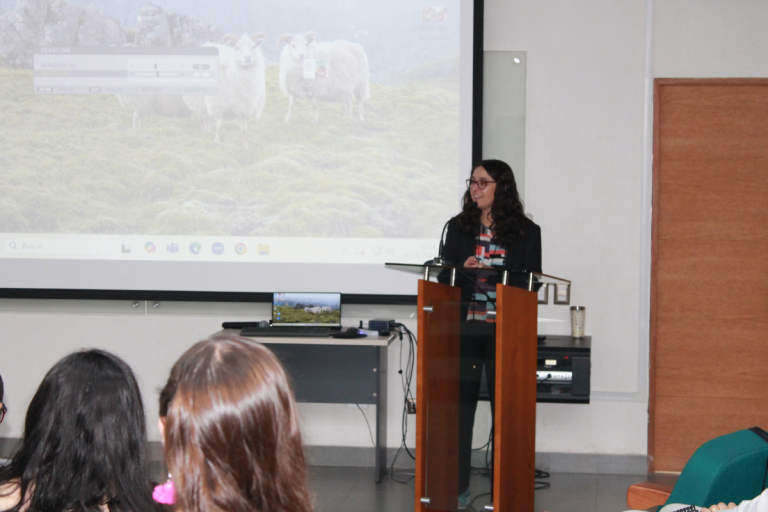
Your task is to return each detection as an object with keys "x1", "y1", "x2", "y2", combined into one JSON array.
[
  {"x1": 204, "y1": 33, "x2": 266, "y2": 149},
  {"x1": 277, "y1": 32, "x2": 370, "y2": 123},
  {"x1": 304, "y1": 306, "x2": 322, "y2": 315},
  {"x1": 321, "y1": 306, "x2": 332, "y2": 313}
]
